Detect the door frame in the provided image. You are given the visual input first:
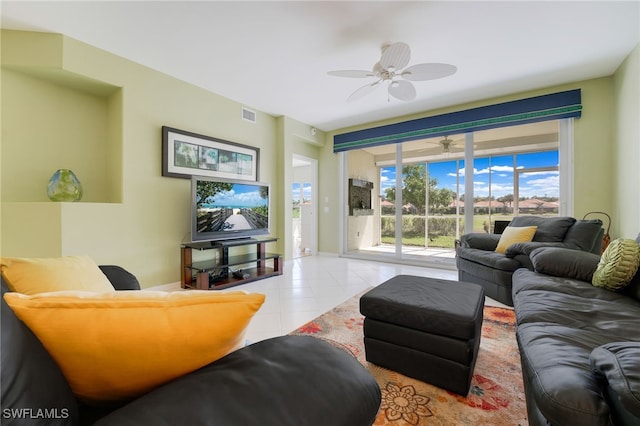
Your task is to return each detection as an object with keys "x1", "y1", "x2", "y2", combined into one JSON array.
[{"x1": 292, "y1": 154, "x2": 318, "y2": 257}]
